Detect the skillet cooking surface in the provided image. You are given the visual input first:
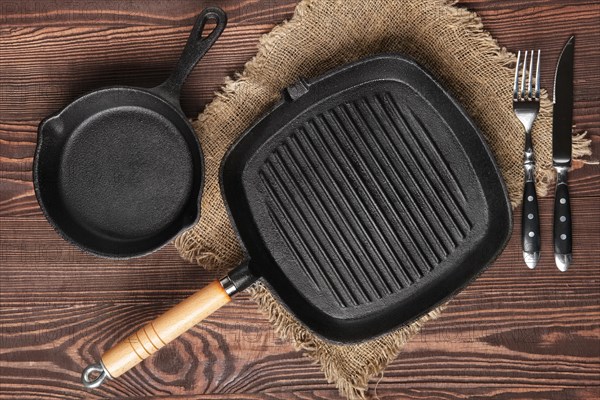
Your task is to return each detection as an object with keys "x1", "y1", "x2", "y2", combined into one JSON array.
[{"x1": 222, "y1": 54, "x2": 512, "y2": 342}]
